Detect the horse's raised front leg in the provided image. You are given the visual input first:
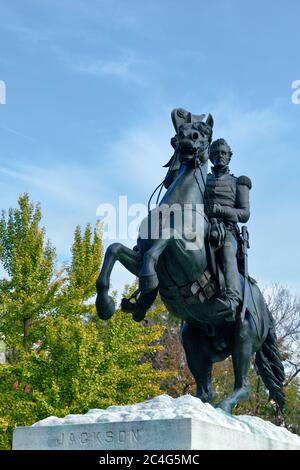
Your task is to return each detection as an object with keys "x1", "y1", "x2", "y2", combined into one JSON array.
[
  {"x1": 182, "y1": 323, "x2": 215, "y2": 403},
  {"x1": 96, "y1": 243, "x2": 143, "y2": 320},
  {"x1": 139, "y1": 234, "x2": 178, "y2": 293},
  {"x1": 216, "y1": 318, "x2": 253, "y2": 413}
]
